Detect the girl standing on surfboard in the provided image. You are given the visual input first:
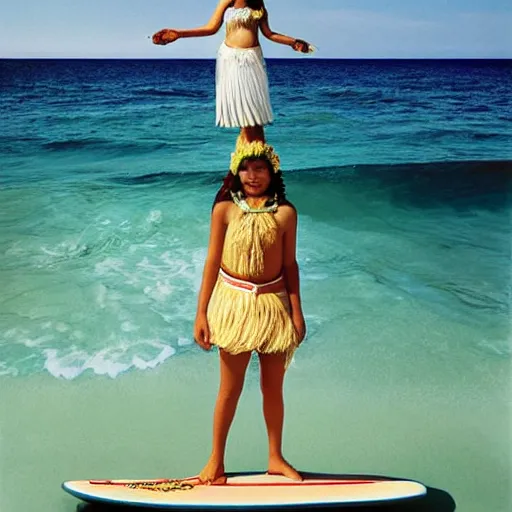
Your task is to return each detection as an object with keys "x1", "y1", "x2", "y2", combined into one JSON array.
[
  {"x1": 194, "y1": 140, "x2": 306, "y2": 484},
  {"x1": 152, "y1": 0, "x2": 313, "y2": 143}
]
